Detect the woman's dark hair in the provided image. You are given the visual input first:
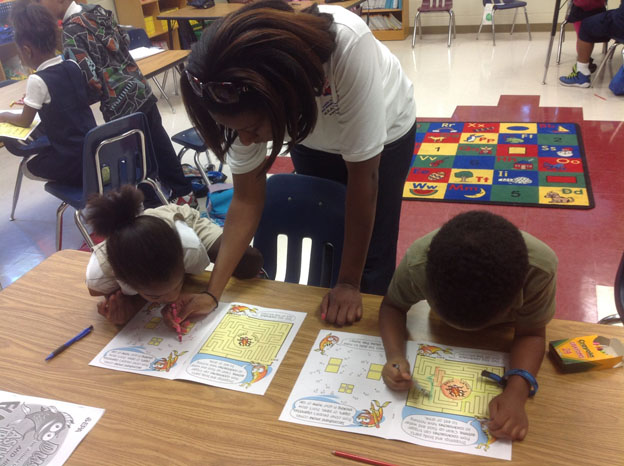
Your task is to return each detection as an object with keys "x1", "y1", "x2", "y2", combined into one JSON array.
[
  {"x1": 11, "y1": 0, "x2": 58, "y2": 54},
  {"x1": 426, "y1": 210, "x2": 529, "y2": 329},
  {"x1": 181, "y1": 0, "x2": 336, "y2": 173},
  {"x1": 85, "y1": 186, "x2": 184, "y2": 288}
]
